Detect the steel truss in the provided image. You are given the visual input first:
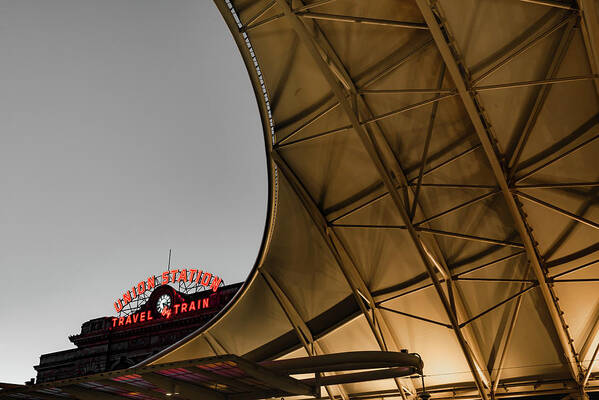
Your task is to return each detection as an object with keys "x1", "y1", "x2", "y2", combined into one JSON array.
[
  {"x1": 270, "y1": 1, "x2": 503, "y2": 398},
  {"x1": 212, "y1": 0, "x2": 599, "y2": 398}
]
